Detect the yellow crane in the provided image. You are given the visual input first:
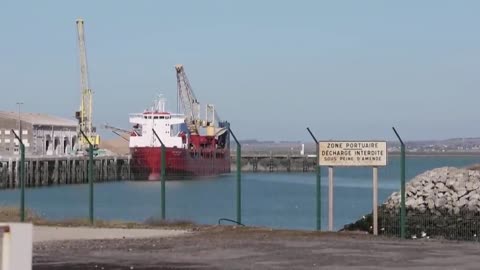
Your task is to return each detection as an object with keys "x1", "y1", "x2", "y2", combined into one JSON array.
[{"x1": 75, "y1": 18, "x2": 100, "y2": 150}]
